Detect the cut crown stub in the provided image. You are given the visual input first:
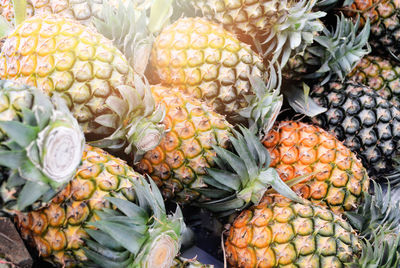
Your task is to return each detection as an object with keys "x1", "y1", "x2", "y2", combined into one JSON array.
[
  {"x1": 40, "y1": 125, "x2": 84, "y2": 184},
  {"x1": 144, "y1": 233, "x2": 179, "y2": 268}
]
